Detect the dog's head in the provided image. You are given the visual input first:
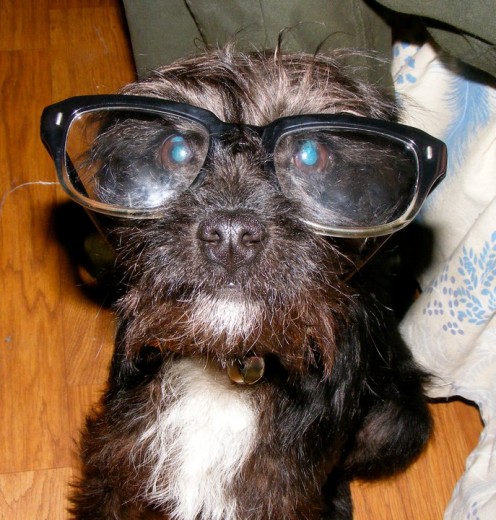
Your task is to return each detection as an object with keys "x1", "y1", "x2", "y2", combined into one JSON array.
[{"x1": 42, "y1": 48, "x2": 446, "y2": 377}]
